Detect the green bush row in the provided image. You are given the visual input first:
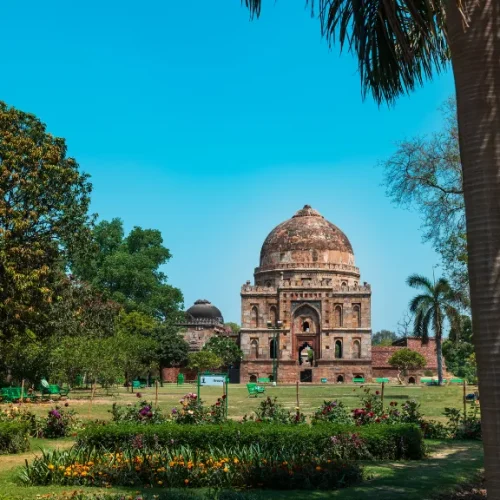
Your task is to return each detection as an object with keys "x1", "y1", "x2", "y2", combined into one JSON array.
[
  {"x1": 78, "y1": 422, "x2": 424, "y2": 460},
  {"x1": 0, "y1": 422, "x2": 29, "y2": 454}
]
